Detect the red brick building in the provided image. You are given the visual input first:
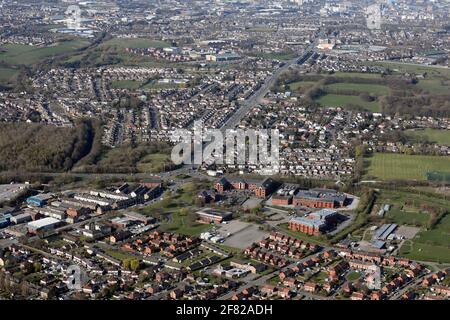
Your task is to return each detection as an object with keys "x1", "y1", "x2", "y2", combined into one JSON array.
[
  {"x1": 293, "y1": 197, "x2": 335, "y2": 208},
  {"x1": 271, "y1": 195, "x2": 292, "y2": 205},
  {"x1": 214, "y1": 177, "x2": 279, "y2": 199},
  {"x1": 215, "y1": 177, "x2": 231, "y2": 193},
  {"x1": 288, "y1": 217, "x2": 324, "y2": 236}
]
